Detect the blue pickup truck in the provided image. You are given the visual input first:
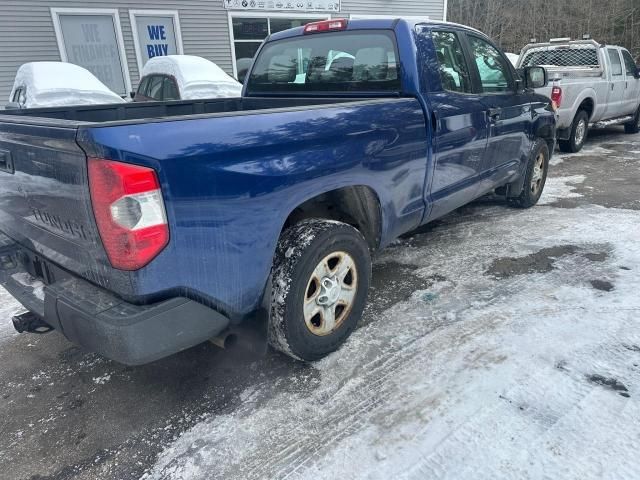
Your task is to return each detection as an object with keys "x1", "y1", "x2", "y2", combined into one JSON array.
[{"x1": 0, "y1": 19, "x2": 555, "y2": 365}]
